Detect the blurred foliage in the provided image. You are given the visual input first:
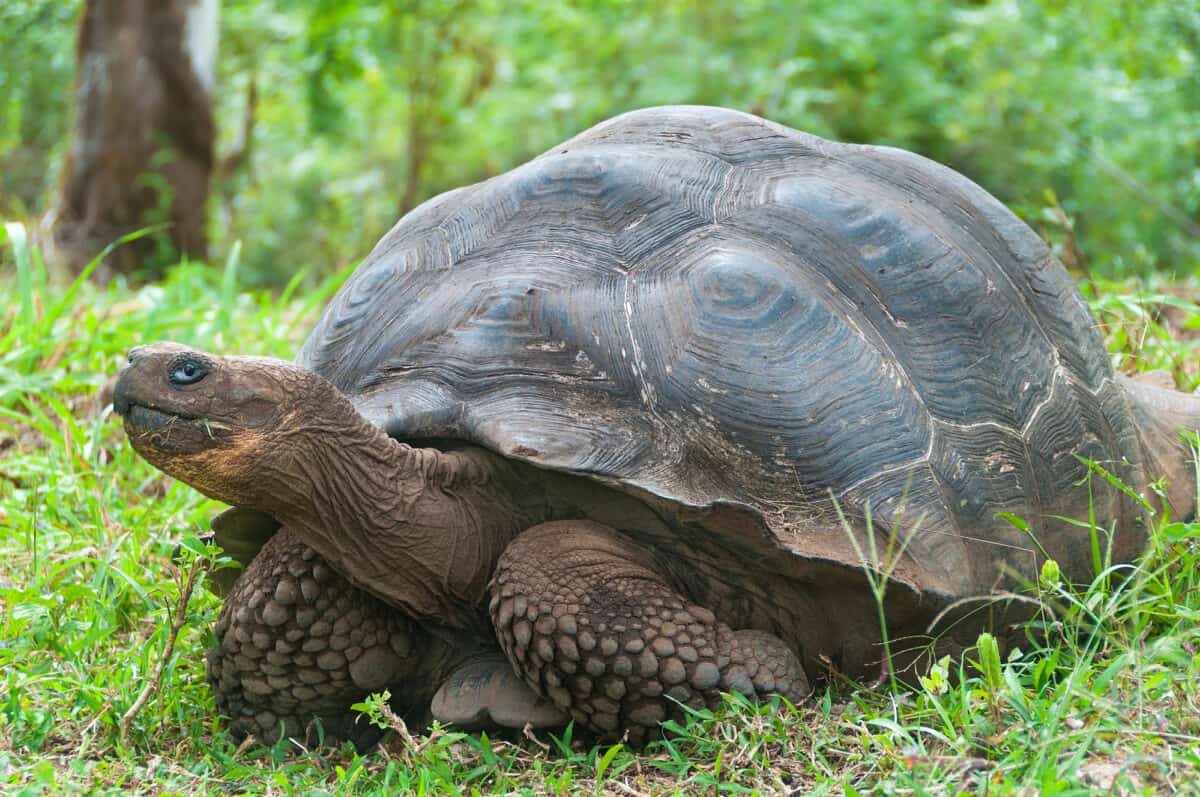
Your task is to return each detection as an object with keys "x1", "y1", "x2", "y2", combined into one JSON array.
[
  {"x1": 0, "y1": 1, "x2": 78, "y2": 218},
  {"x1": 2, "y1": 0, "x2": 1198, "y2": 285}
]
